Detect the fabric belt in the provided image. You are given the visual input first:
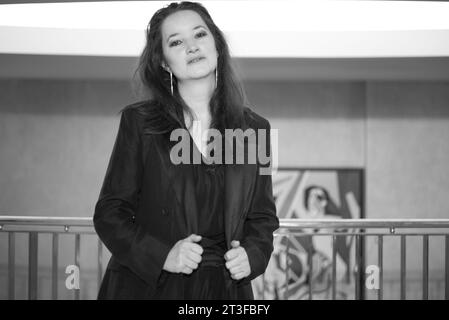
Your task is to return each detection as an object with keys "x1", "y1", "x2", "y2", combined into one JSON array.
[{"x1": 199, "y1": 233, "x2": 226, "y2": 267}]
